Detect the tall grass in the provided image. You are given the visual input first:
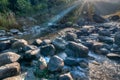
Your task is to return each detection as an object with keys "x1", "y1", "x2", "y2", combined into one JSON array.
[{"x1": 0, "y1": 12, "x2": 21, "y2": 30}]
